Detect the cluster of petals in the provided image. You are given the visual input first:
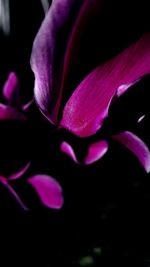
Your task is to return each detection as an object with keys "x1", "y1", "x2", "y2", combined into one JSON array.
[
  {"x1": 1, "y1": 0, "x2": 150, "y2": 210},
  {"x1": 31, "y1": 0, "x2": 150, "y2": 172}
]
